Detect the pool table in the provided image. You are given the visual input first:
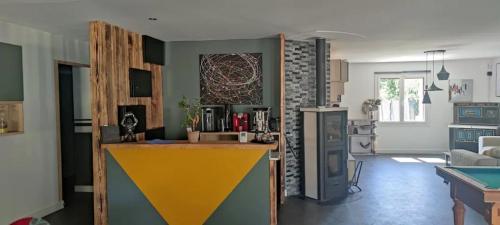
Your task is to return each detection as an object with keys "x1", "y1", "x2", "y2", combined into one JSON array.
[{"x1": 436, "y1": 166, "x2": 500, "y2": 225}]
